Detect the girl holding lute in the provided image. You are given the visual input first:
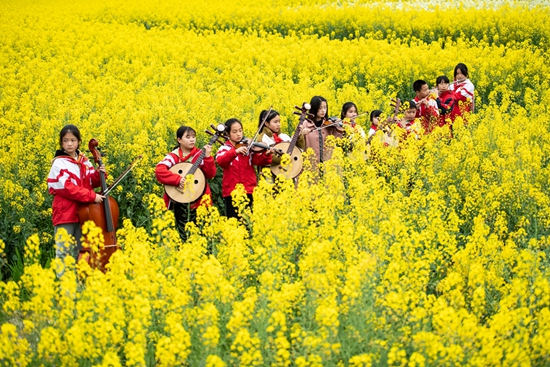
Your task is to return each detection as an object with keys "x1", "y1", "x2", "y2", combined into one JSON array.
[
  {"x1": 256, "y1": 109, "x2": 305, "y2": 168},
  {"x1": 155, "y1": 126, "x2": 217, "y2": 241}
]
